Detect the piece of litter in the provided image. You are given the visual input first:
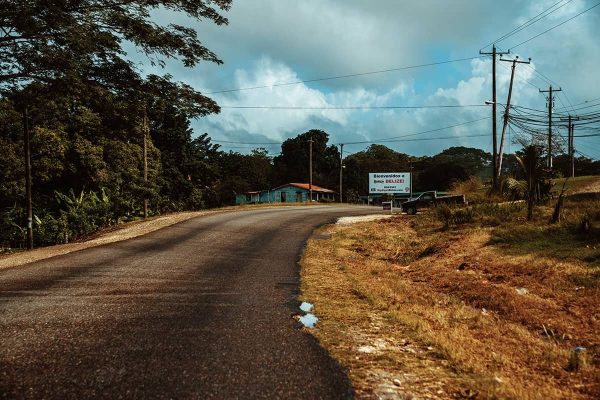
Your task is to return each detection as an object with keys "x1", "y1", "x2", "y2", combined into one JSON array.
[
  {"x1": 299, "y1": 302, "x2": 313, "y2": 312},
  {"x1": 481, "y1": 308, "x2": 489, "y2": 315},
  {"x1": 358, "y1": 346, "x2": 377, "y2": 354},
  {"x1": 298, "y1": 313, "x2": 318, "y2": 328},
  {"x1": 515, "y1": 287, "x2": 529, "y2": 295}
]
